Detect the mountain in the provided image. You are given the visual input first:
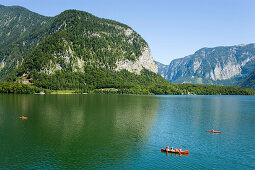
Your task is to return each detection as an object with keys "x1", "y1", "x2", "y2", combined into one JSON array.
[
  {"x1": 16, "y1": 9, "x2": 157, "y2": 73},
  {"x1": 0, "y1": 5, "x2": 50, "y2": 49},
  {"x1": 156, "y1": 61, "x2": 168, "y2": 78},
  {"x1": 0, "y1": 5, "x2": 159, "y2": 90},
  {"x1": 239, "y1": 70, "x2": 255, "y2": 90},
  {"x1": 166, "y1": 43, "x2": 255, "y2": 86},
  {"x1": 0, "y1": 5, "x2": 254, "y2": 95},
  {"x1": 0, "y1": 5, "x2": 52, "y2": 78}
]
